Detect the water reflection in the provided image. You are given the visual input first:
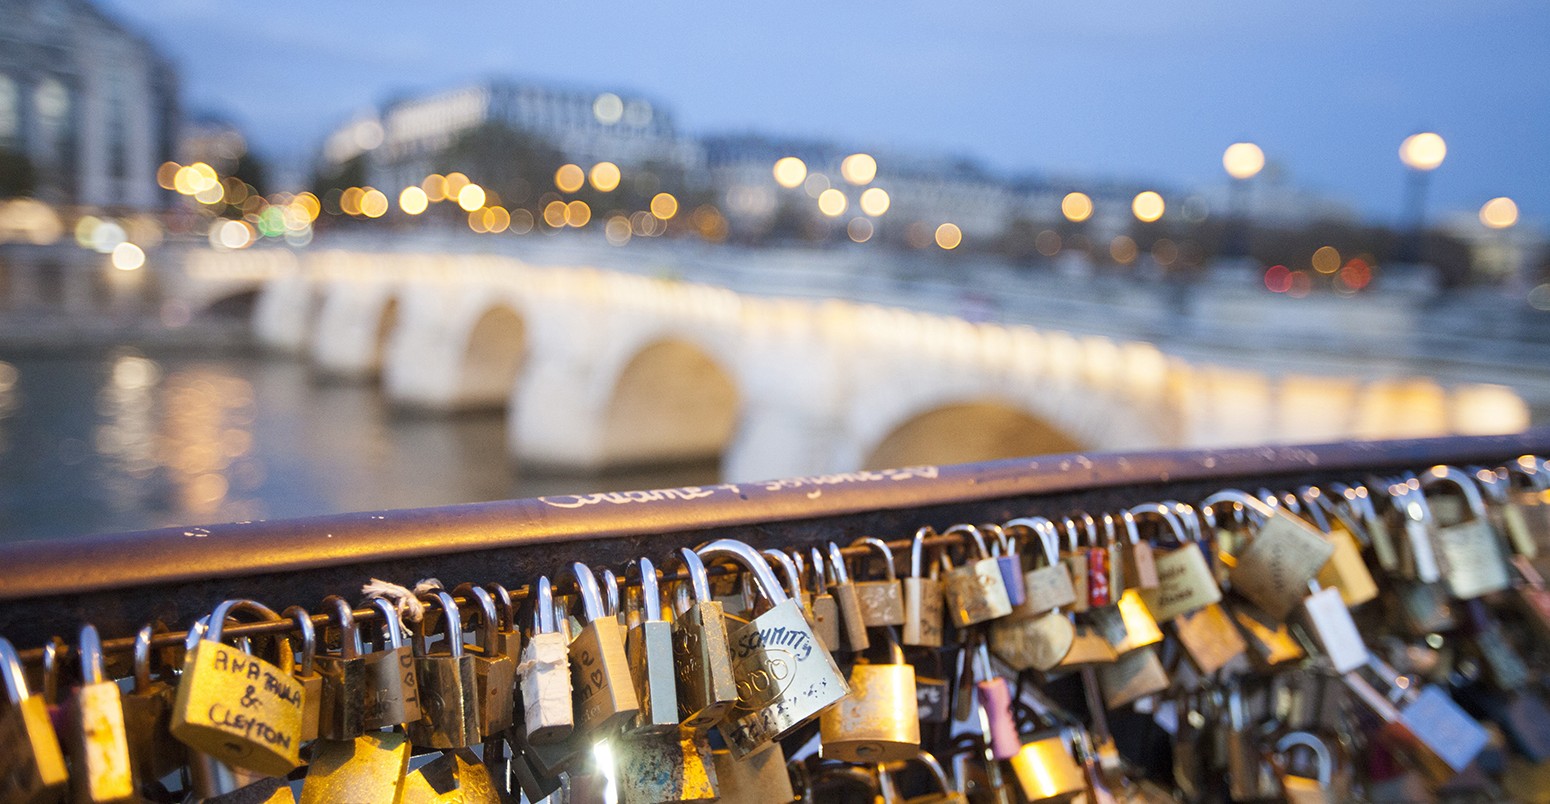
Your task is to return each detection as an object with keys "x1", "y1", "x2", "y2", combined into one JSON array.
[{"x1": 0, "y1": 348, "x2": 716, "y2": 543}]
